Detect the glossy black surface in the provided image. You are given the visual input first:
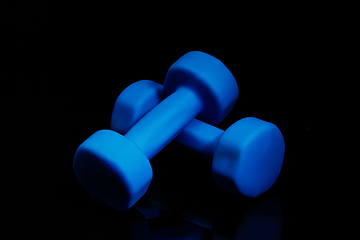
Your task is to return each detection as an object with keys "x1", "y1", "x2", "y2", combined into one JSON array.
[{"x1": 2, "y1": 2, "x2": 330, "y2": 239}]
